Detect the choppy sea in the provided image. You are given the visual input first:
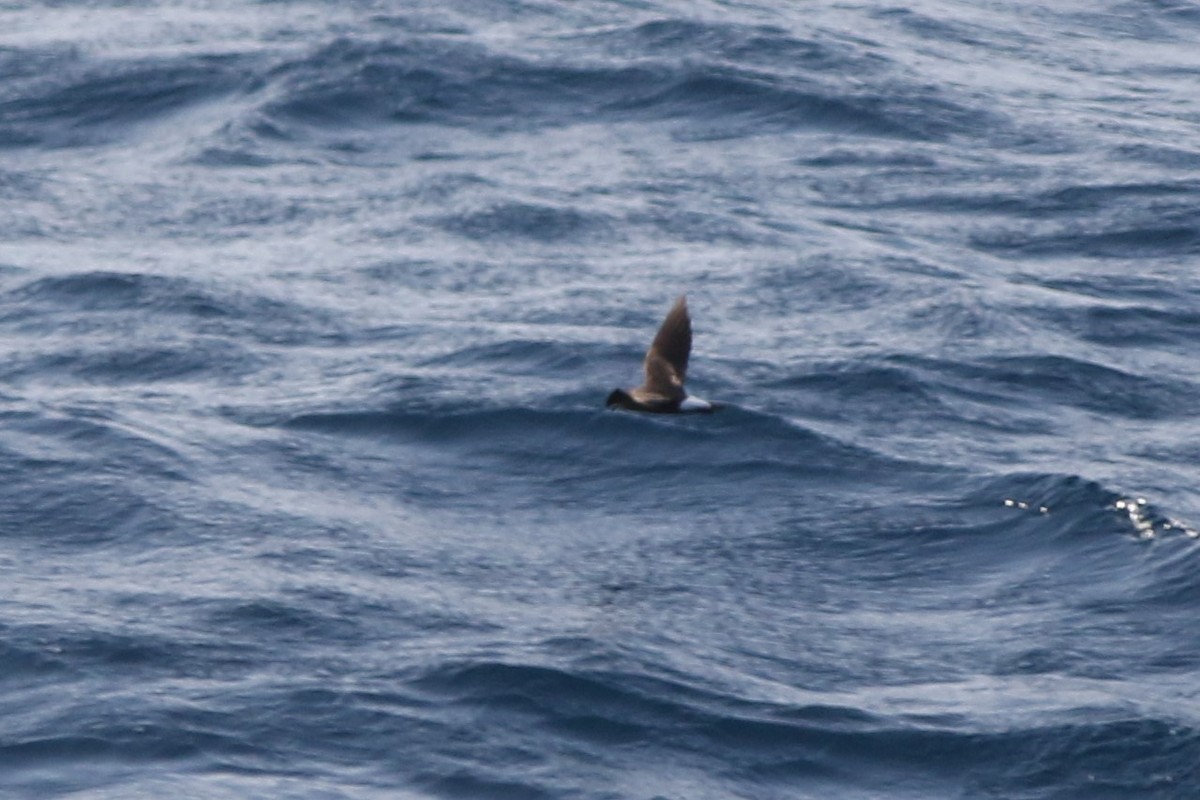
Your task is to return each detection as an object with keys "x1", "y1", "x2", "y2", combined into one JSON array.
[{"x1": 3, "y1": 1, "x2": 1200, "y2": 798}]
